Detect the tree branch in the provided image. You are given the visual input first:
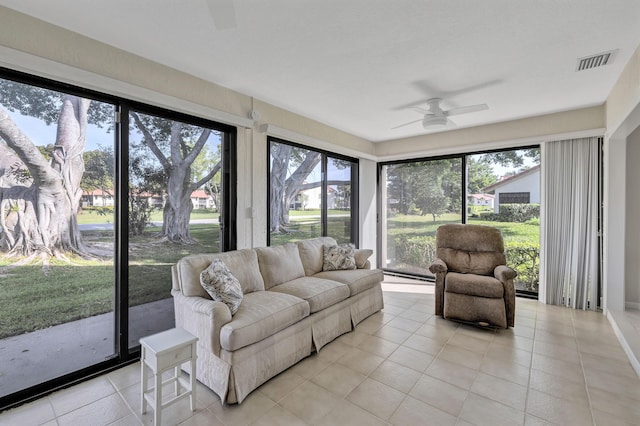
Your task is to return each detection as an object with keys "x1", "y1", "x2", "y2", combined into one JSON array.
[
  {"x1": 184, "y1": 128, "x2": 211, "y2": 165},
  {"x1": 0, "y1": 106, "x2": 57, "y2": 187},
  {"x1": 131, "y1": 112, "x2": 171, "y2": 172},
  {"x1": 191, "y1": 160, "x2": 221, "y2": 192}
]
